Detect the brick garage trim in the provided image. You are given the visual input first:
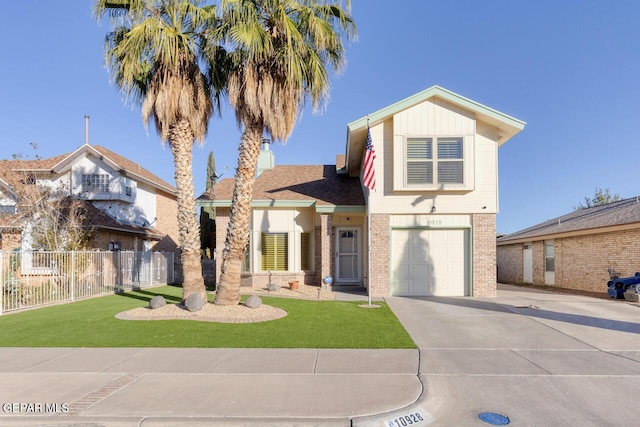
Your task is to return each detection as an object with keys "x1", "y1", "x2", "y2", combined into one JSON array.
[{"x1": 472, "y1": 214, "x2": 497, "y2": 297}]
